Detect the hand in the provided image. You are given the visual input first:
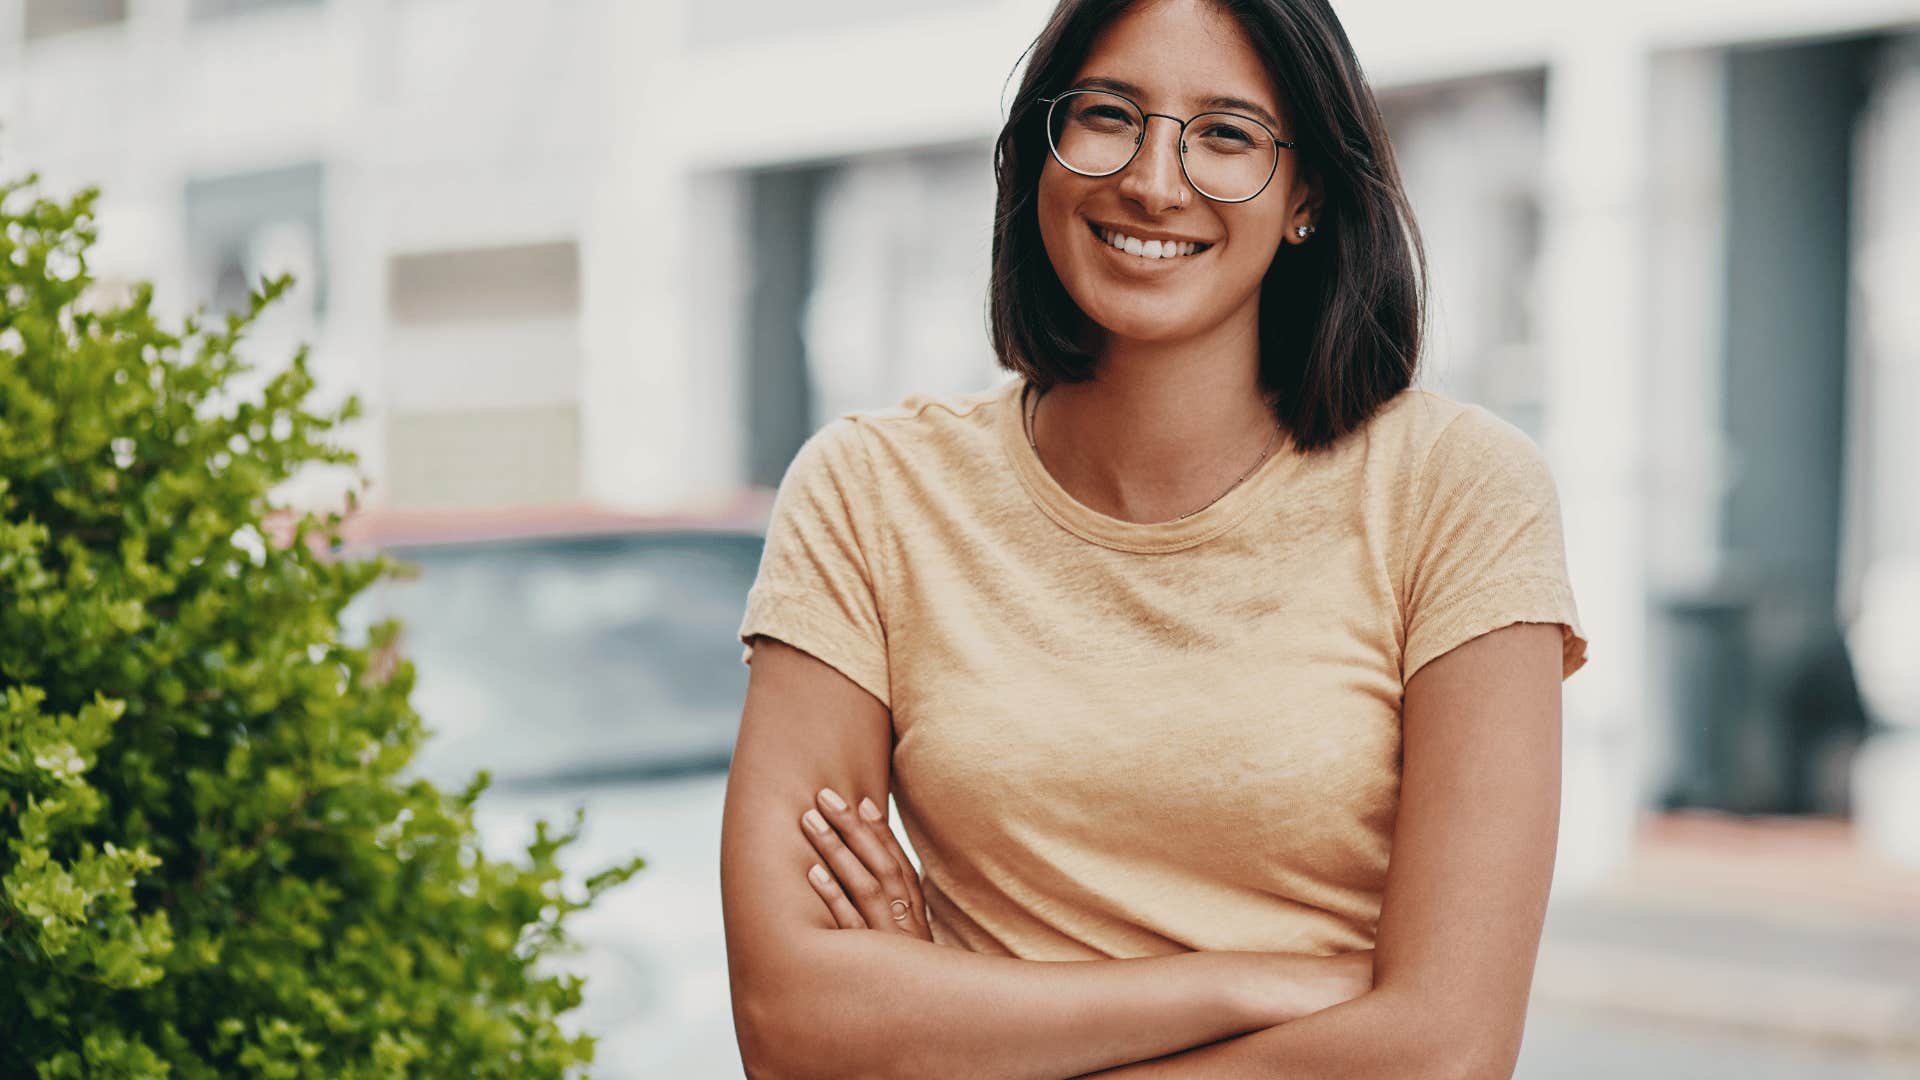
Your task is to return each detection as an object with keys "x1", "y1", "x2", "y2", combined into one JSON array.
[
  {"x1": 1238, "y1": 948, "x2": 1375, "y2": 1026},
  {"x1": 799, "y1": 787, "x2": 934, "y2": 942},
  {"x1": 1322, "y1": 948, "x2": 1374, "y2": 1009}
]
